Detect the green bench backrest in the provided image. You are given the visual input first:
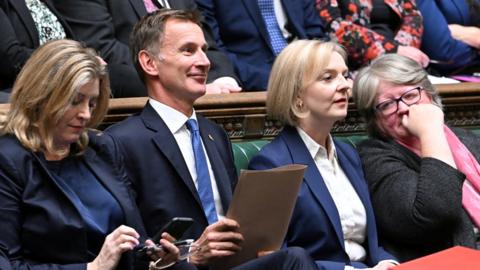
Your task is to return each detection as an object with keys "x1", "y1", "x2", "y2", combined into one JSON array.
[
  {"x1": 231, "y1": 128, "x2": 480, "y2": 173},
  {"x1": 231, "y1": 135, "x2": 369, "y2": 174}
]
